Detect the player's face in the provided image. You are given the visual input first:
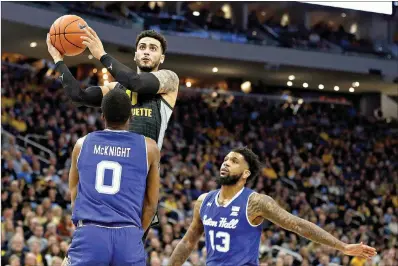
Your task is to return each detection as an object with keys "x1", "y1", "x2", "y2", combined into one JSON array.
[
  {"x1": 134, "y1": 37, "x2": 165, "y2": 72},
  {"x1": 217, "y1": 152, "x2": 250, "y2": 186}
]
